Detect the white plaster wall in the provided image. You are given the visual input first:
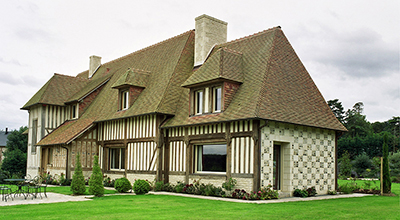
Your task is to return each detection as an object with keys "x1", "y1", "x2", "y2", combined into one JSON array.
[{"x1": 260, "y1": 121, "x2": 336, "y2": 195}]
